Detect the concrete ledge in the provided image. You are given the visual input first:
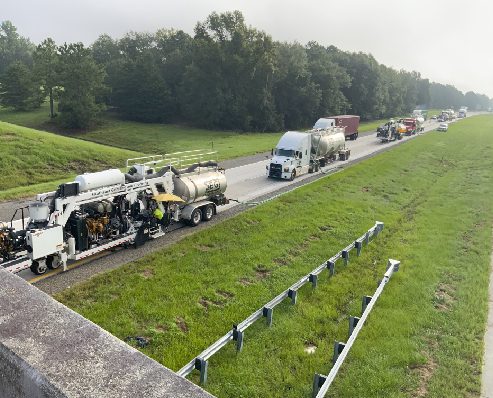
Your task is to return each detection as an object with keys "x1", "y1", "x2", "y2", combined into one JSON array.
[{"x1": 0, "y1": 268, "x2": 214, "y2": 398}]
